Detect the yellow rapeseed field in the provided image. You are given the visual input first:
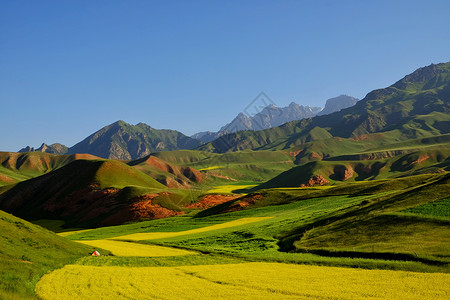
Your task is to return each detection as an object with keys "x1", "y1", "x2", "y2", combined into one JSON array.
[
  {"x1": 76, "y1": 239, "x2": 197, "y2": 256},
  {"x1": 113, "y1": 217, "x2": 272, "y2": 241},
  {"x1": 36, "y1": 262, "x2": 450, "y2": 299},
  {"x1": 206, "y1": 184, "x2": 256, "y2": 194},
  {"x1": 57, "y1": 229, "x2": 92, "y2": 237},
  {"x1": 198, "y1": 165, "x2": 223, "y2": 171}
]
